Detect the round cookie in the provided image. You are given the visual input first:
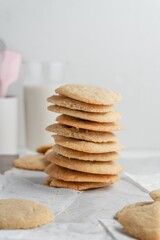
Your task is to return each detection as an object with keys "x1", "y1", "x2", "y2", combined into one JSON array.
[
  {"x1": 46, "y1": 123, "x2": 117, "y2": 143},
  {"x1": 46, "y1": 152, "x2": 122, "y2": 174},
  {"x1": 55, "y1": 84, "x2": 122, "y2": 105},
  {"x1": 115, "y1": 201, "x2": 160, "y2": 240},
  {"x1": 45, "y1": 164, "x2": 119, "y2": 183},
  {"x1": 52, "y1": 145, "x2": 120, "y2": 161},
  {"x1": 54, "y1": 135, "x2": 124, "y2": 153},
  {"x1": 13, "y1": 154, "x2": 46, "y2": 171},
  {"x1": 0, "y1": 199, "x2": 54, "y2": 229},
  {"x1": 36, "y1": 144, "x2": 53, "y2": 154},
  {"x1": 48, "y1": 105, "x2": 121, "y2": 123},
  {"x1": 56, "y1": 115, "x2": 123, "y2": 132},
  {"x1": 49, "y1": 177, "x2": 114, "y2": 190},
  {"x1": 47, "y1": 95, "x2": 113, "y2": 113}
]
